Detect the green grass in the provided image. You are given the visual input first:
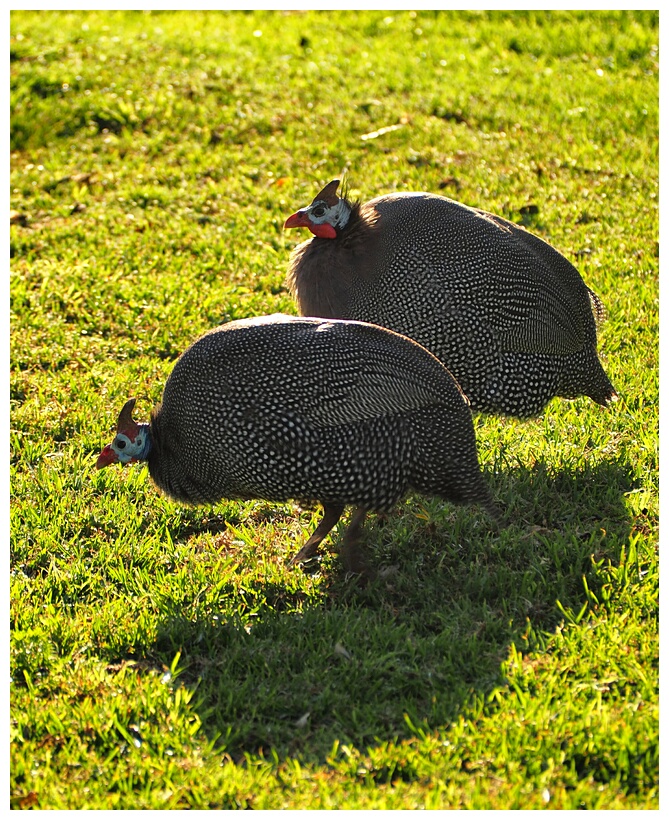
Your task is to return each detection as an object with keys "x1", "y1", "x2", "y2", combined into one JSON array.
[{"x1": 10, "y1": 9, "x2": 658, "y2": 810}]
